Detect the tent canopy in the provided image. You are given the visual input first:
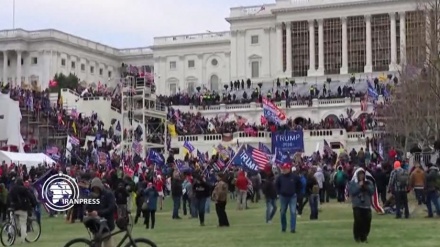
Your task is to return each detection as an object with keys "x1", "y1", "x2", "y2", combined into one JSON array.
[{"x1": 0, "y1": 151, "x2": 56, "y2": 168}]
